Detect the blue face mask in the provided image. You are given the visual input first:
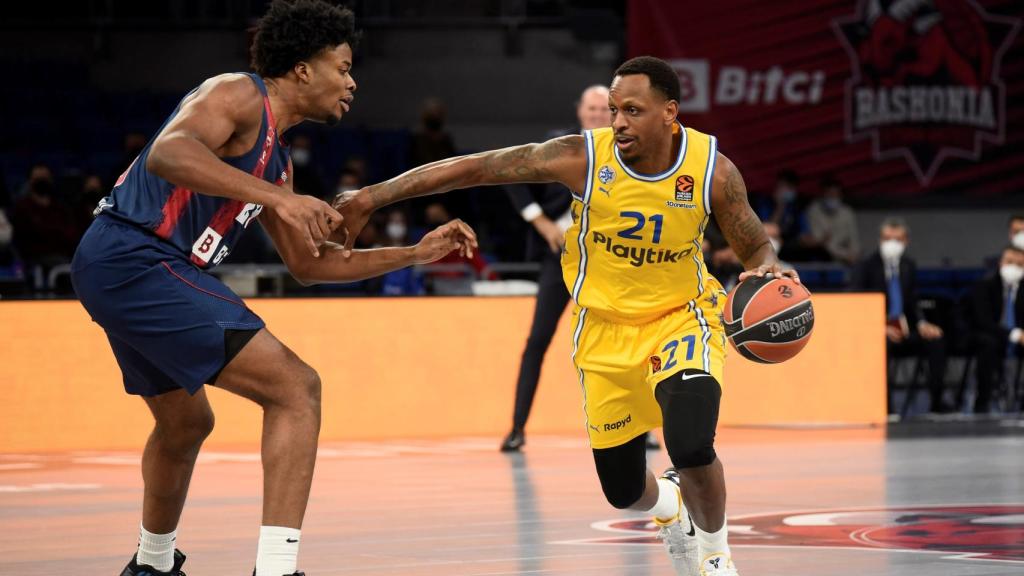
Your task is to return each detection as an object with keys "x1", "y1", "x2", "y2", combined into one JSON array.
[{"x1": 822, "y1": 197, "x2": 840, "y2": 212}]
